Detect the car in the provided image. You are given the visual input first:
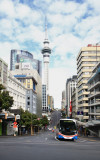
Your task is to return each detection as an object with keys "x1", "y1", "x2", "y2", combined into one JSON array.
[{"x1": 48, "y1": 127, "x2": 52, "y2": 131}]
